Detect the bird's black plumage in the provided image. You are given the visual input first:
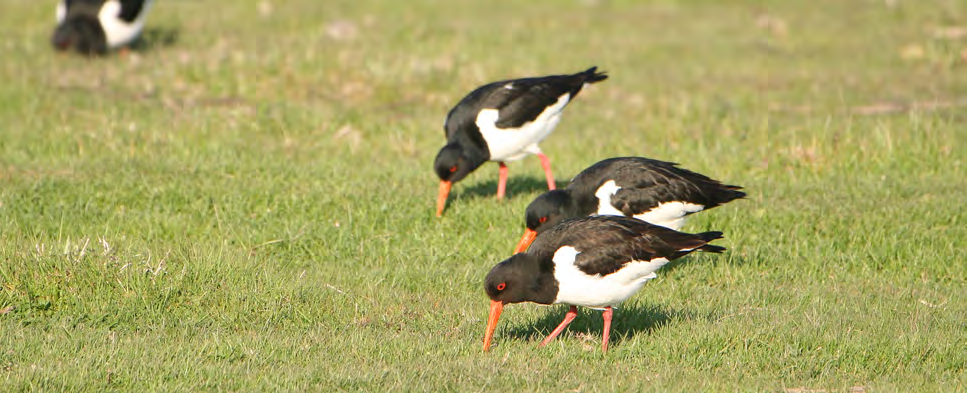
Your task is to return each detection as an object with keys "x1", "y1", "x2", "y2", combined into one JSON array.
[
  {"x1": 524, "y1": 157, "x2": 745, "y2": 234},
  {"x1": 488, "y1": 216, "x2": 724, "y2": 303},
  {"x1": 526, "y1": 216, "x2": 724, "y2": 277},
  {"x1": 484, "y1": 215, "x2": 725, "y2": 352},
  {"x1": 53, "y1": 0, "x2": 108, "y2": 55},
  {"x1": 118, "y1": 0, "x2": 149, "y2": 22},
  {"x1": 434, "y1": 67, "x2": 607, "y2": 185},
  {"x1": 53, "y1": 0, "x2": 152, "y2": 55},
  {"x1": 484, "y1": 253, "x2": 559, "y2": 306},
  {"x1": 444, "y1": 67, "x2": 608, "y2": 138}
]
